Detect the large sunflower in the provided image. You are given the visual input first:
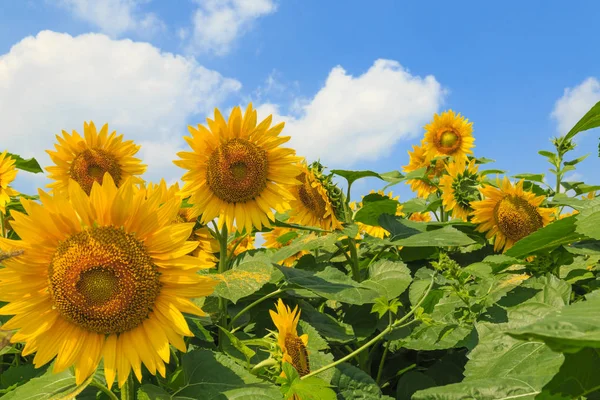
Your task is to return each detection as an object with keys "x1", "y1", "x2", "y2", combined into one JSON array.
[
  {"x1": 288, "y1": 163, "x2": 344, "y2": 231},
  {"x1": 46, "y1": 122, "x2": 146, "y2": 195},
  {"x1": 0, "y1": 174, "x2": 216, "y2": 388},
  {"x1": 471, "y1": 177, "x2": 555, "y2": 252},
  {"x1": 0, "y1": 151, "x2": 19, "y2": 214},
  {"x1": 263, "y1": 227, "x2": 308, "y2": 266},
  {"x1": 353, "y1": 191, "x2": 404, "y2": 239},
  {"x1": 403, "y1": 142, "x2": 445, "y2": 198},
  {"x1": 269, "y1": 299, "x2": 309, "y2": 377},
  {"x1": 440, "y1": 159, "x2": 482, "y2": 221},
  {"x1": 175, "y1": 104, "x2": 301, "y2": 234},
  {"x1": 423, "y1": 110, "x2": 474, "y2": 165}
]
